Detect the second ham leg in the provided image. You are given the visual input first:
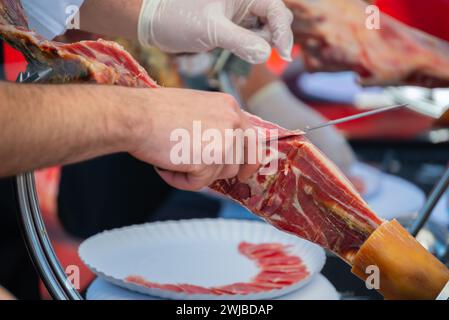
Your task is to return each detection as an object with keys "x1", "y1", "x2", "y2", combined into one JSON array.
[{"x1": 285, "y1": 0, "x2": 449, "y2": 87}]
